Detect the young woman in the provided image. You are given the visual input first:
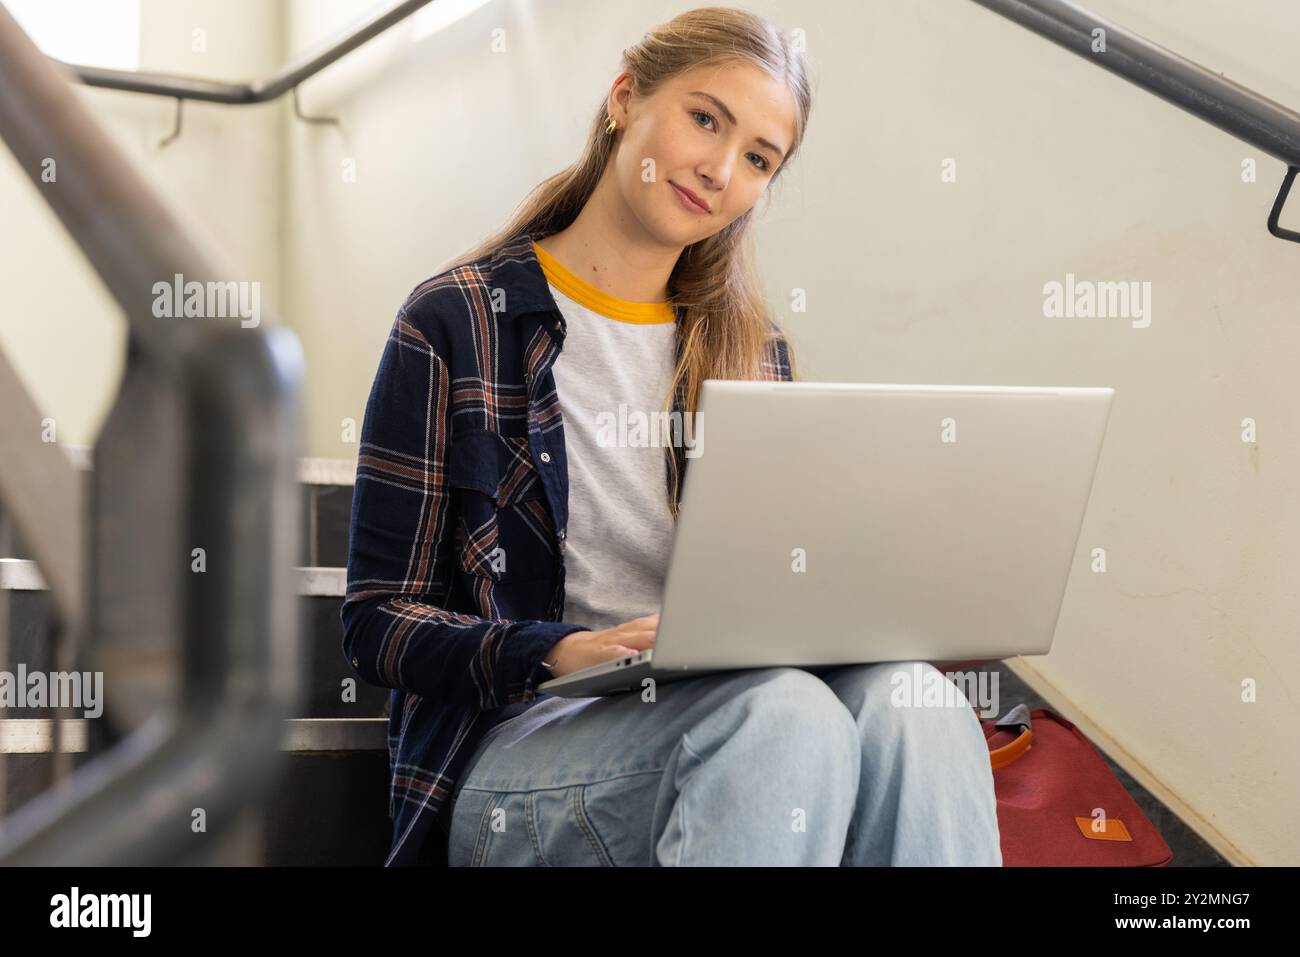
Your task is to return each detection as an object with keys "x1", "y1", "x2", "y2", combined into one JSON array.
[{"x1": 342, "y1": 6, "x2": 1001, "y2": 867}]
